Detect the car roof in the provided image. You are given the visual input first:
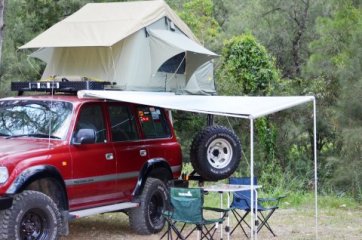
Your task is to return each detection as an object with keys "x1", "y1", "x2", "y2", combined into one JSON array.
[
  {"x1": 0, "y1": 94, "x2": 164, "y2": 109},
  {"x1": 1, "y1": 94, "x2": 101, "y2": 105}
]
